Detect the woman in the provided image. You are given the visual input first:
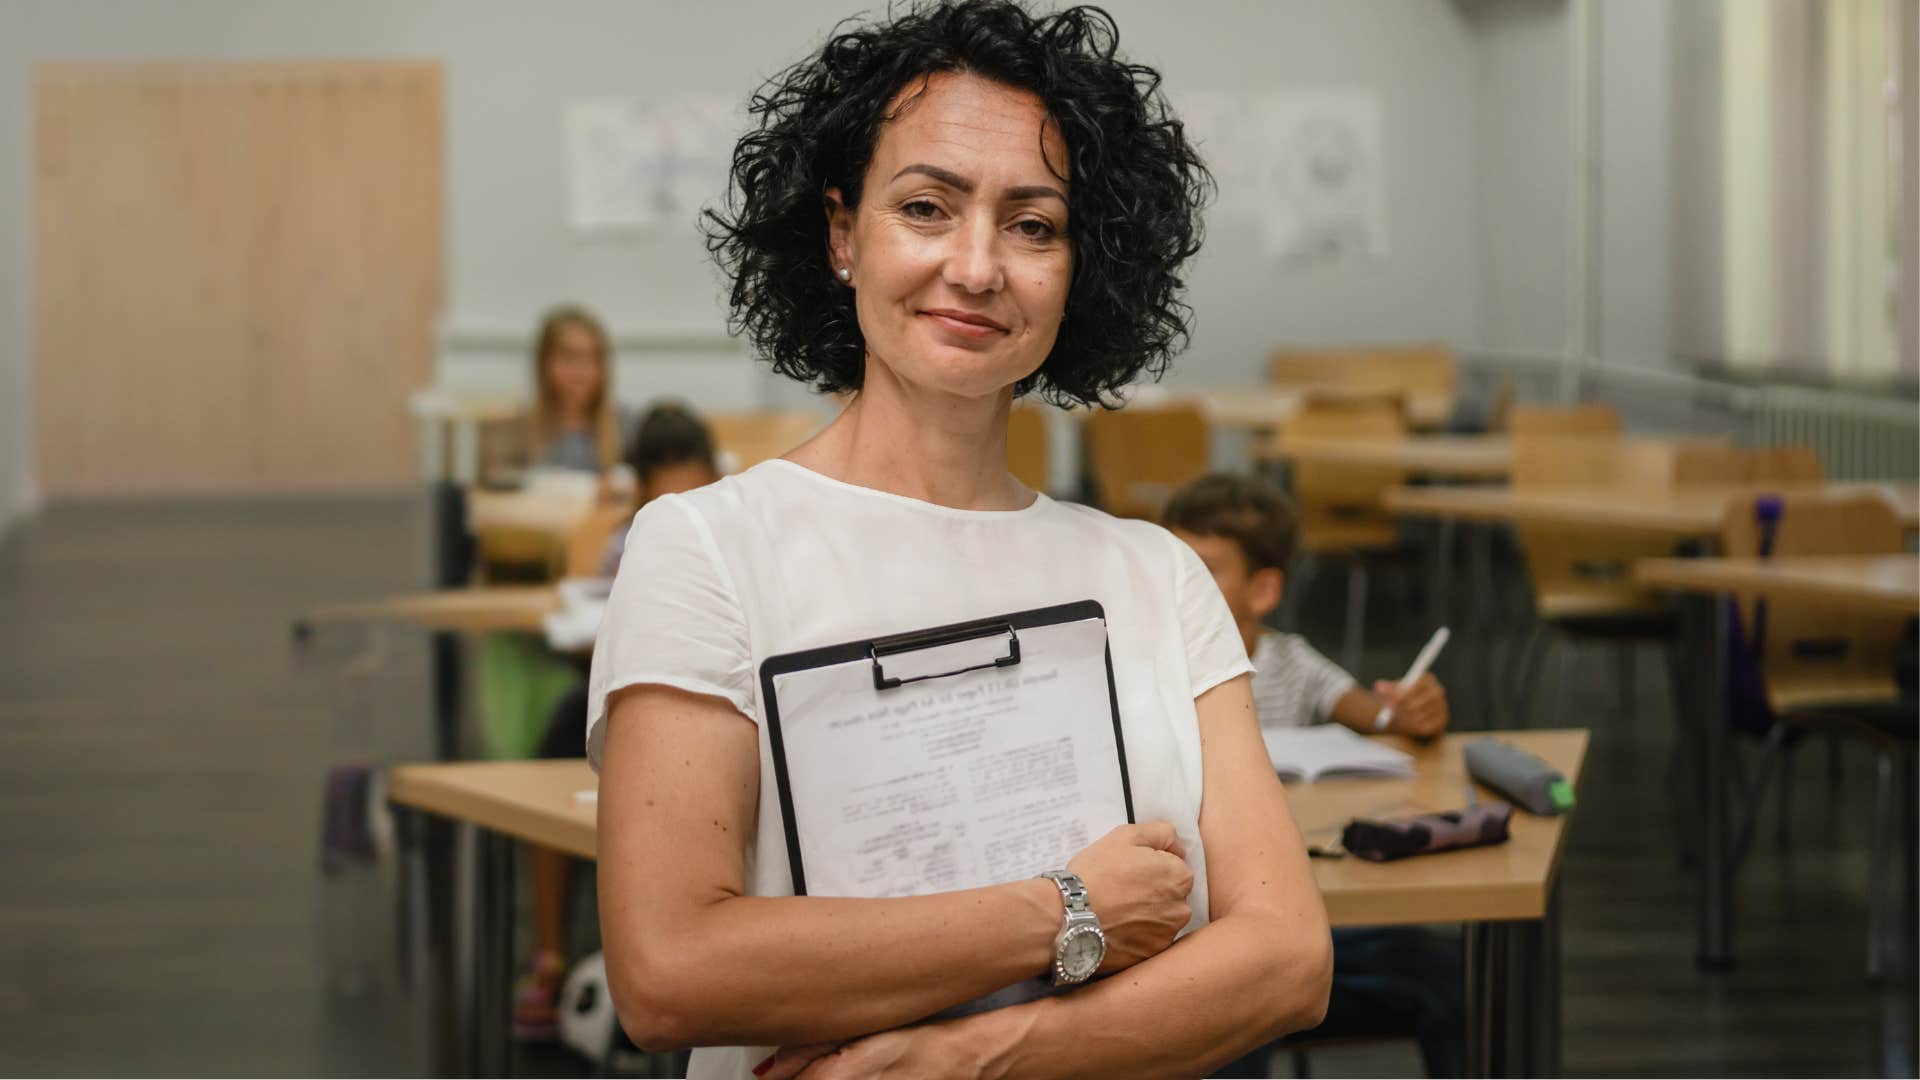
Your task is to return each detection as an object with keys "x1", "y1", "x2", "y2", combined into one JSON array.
[{"x1": 589, "y1": 4, "x2": 1331, "y2": 1078}]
